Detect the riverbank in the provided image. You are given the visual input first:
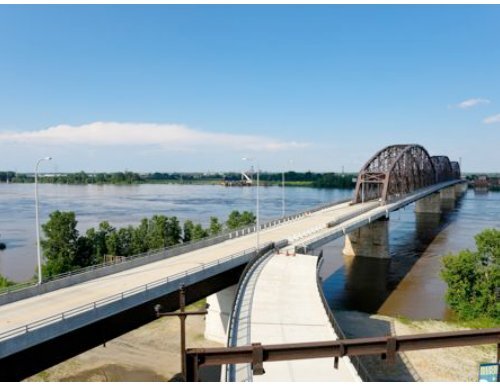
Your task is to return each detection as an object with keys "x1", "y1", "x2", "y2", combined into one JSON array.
[
  {"x1": 335, "y1": 310, "x2": 497, "y2": 382},
  {"x1": 25, "y1": 301, "x2": 222, "y2": 382}
]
